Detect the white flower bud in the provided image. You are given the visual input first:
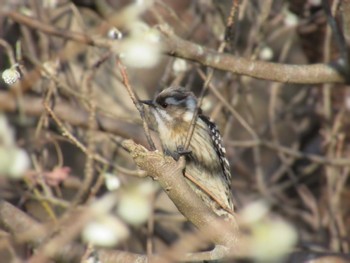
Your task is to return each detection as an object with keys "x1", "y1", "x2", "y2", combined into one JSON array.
[
  {"x1": 104, "y1": 173, "x2": 121, "y2": 191},
  {"x1": 173, "y1": 59, "x2": 188, "y2": 74},
  {"x1": 2, "y1": 67, "x2": 20, "y2": 85},
  {"x1": 117, "y1": 181, "x2": 156, "y2": 225},
  {"x1": 82, "y1": 215, "x2": 129, "y2": 247},
  {"x1": 259, "y1": 46, "x2": 274, "y2": 61},
  {"x1": 120, "y1": 38, "x2": 161, "y2": 68},
  {"x1": 284, "y1": 11, "x2": 298, "y2": 27}
]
